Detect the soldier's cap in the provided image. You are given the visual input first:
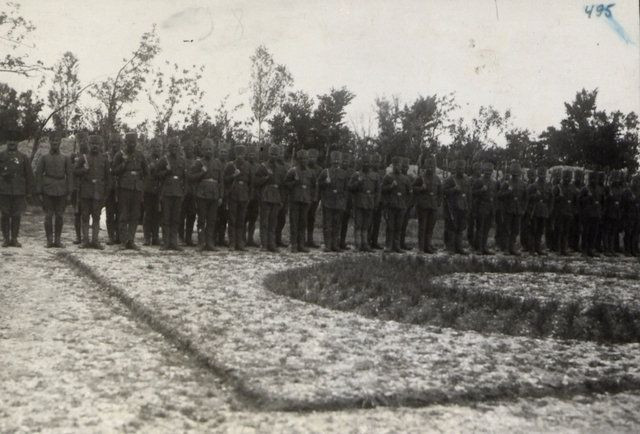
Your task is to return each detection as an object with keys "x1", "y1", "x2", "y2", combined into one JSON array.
[
  {"x1": 268, "y1": 145, "x2": 281, "y2": 156},
  {"x1": 167, "y1": 136, "x2": 180, "y2": 147},
  {"x1": 472, "y1": 161, "x2": 482, "y2": 170},
  {"x1": 537, "y1": 166, "x2": 547, "y2": 175},
  {"x1": 371, "y1": 152, "x2": 381, "y2": 163},
  {"x1": 88, "y1": 135, "x2": 103, "y2": 145},
  {"x1": 246, "y1": 145, "x2": 257, "y2": 156},
  {"x1": 307, "y1": 148, "x2": 319, "y2": 159},
  {"x1": 425, "y1": 156, "x2": 437, "y2": 169},
  {"x1": 391, "y1": 156, "x2": 402, "y2": 165},
  {"x1": 109, "y1": 134, "x2": 123, "y2": 145},
  {"x1": 76, "y1": 131, "x2": 89, "y2": 143},
  {"x1": 182, "y1": 139, "x2": 193, "y2": 149},
  {"x1": 341, "y1": 152, "x2": 353, "y2": 162},
  {"x1": 562, "y1": 169, "x2": 573, "y2": 179},
  {"x1": 148, "y1": 137, "x2": 161, "y2": 147},
  {"x1": 202, "y1": 138, "x2": 215, "y2": 148},
  {"x1": 402, "y1": 157, "x2": 410, "y2": 165},
  {"x1": 455, "y1": 159, "x2": 466, "y2": 170},
  {"x1": 330, "y1": 150, "x2": 342, "y2": 163},
  {"x1": 509, "y1": 161, "x2": 521, "y2": 174},
  {"x1": 234, "y1": 144, "x2": 246, "y2": 155},
  {"x1": 124, "y1": 132, "x2": 137, "y2": 144},
  {"x1": 296, "y1": 149, "x2": 308, "y2": 160},
  {"x1": 360, "y1": 154, "x2": 371, "y2": 165},
  {"x1": 482, "y1": 161, "x2": 494, "y2": 171}
]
